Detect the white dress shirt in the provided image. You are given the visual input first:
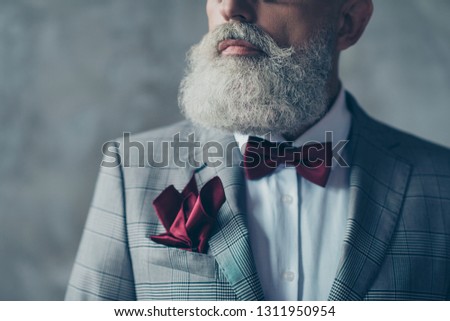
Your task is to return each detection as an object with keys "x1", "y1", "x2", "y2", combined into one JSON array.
[{"x1": 234, "y1": 88, "x2": 352, "y2": 300}]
